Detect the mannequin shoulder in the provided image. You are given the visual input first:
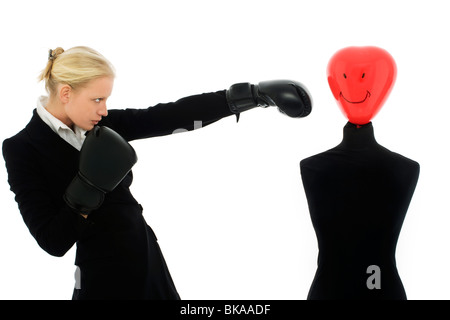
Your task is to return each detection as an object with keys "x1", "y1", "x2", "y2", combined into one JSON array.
[
  {"x1": 300, "y1": 147, "x2": 340, "y2": 167},
  {"x1": 299, "y1": 150, "x2": 340, "y2": 176},
  {"x1": 300, "y1": 153, "x2": 324, "y2": 168},
  {"x1": 384, "y1": 147, "x2": 420, "y2": 172},
  {"x1": 398, "y1": 155, "x2": 420, "y2": 178}
]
